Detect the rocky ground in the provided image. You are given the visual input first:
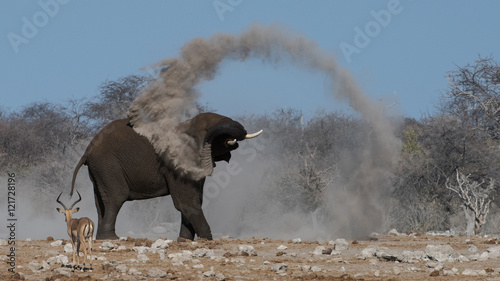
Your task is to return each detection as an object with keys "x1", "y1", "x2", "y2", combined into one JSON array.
[{"x1": 3, "y1": 230, "x2": 500, "y2": 280}]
